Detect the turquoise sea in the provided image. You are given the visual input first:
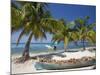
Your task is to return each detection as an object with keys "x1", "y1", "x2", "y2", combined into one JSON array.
[{"x1": 11, "y1": 41, "x2": 95, "y2": 55}]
